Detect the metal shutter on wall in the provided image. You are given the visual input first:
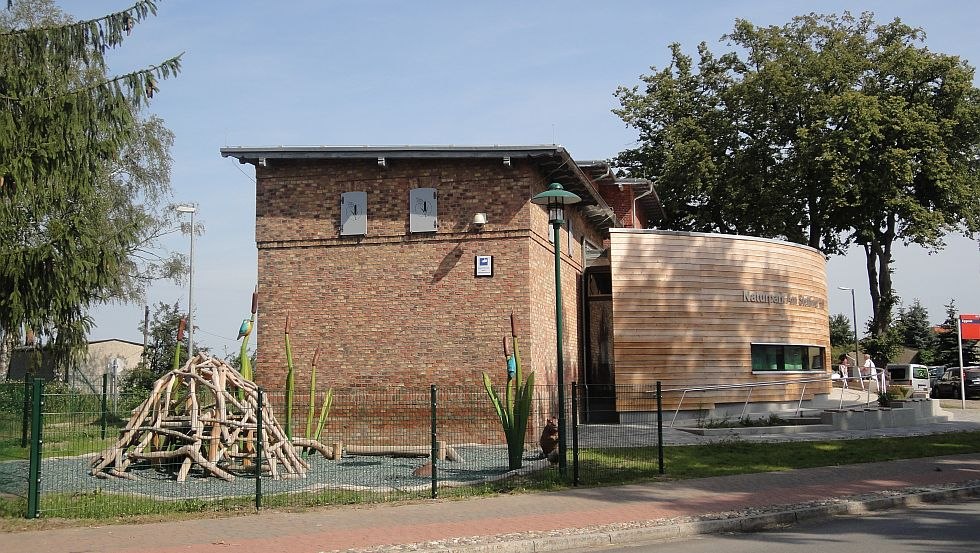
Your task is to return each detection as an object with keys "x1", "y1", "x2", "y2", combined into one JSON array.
[
  {"x1": 340, "y1": 191, "x2": 367, "y2": 236},
  {"x1": 409, "y1": 188, "x2": 438, "y2": 233}
]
